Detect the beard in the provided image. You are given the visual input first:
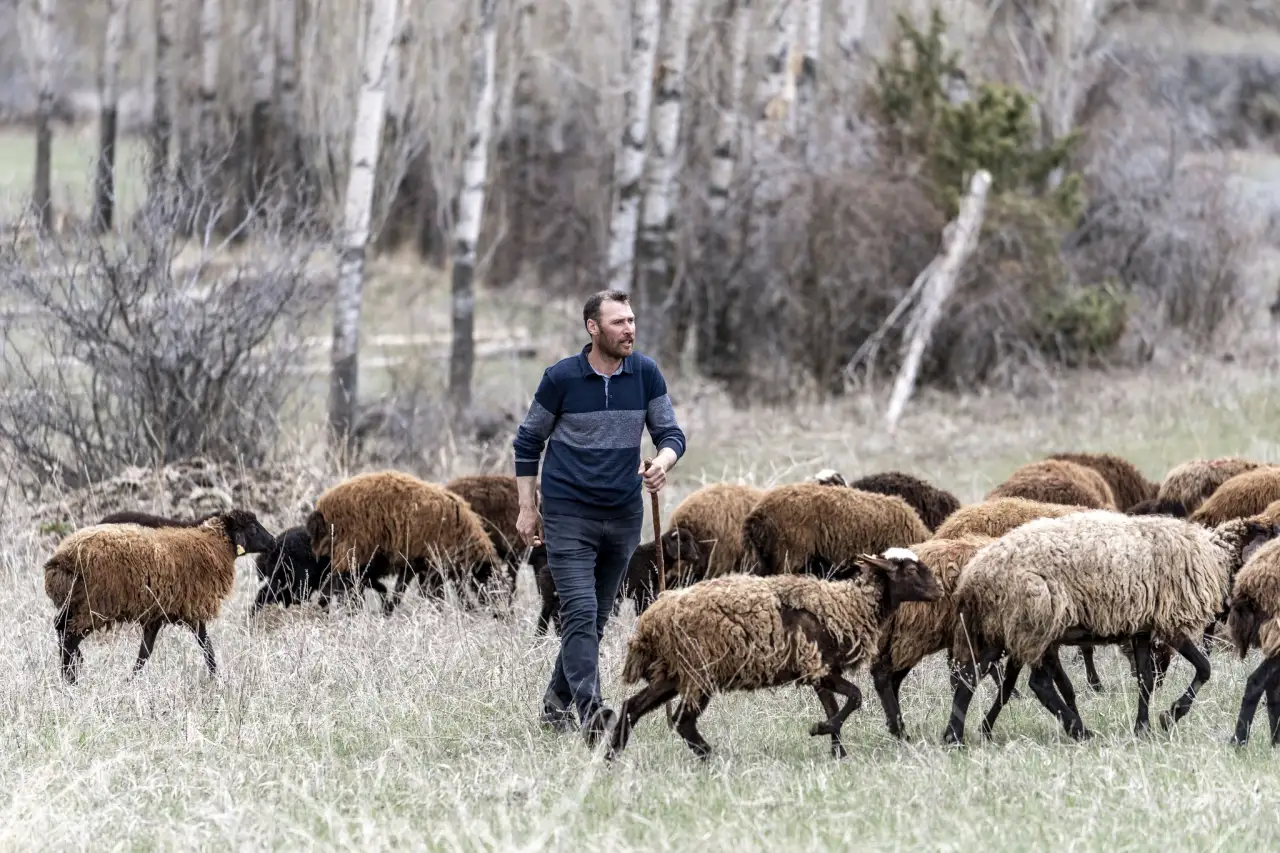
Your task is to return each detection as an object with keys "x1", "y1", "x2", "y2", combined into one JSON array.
[{"x1": 596, "y1": 332, "x2": 634, "y2": 360}]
